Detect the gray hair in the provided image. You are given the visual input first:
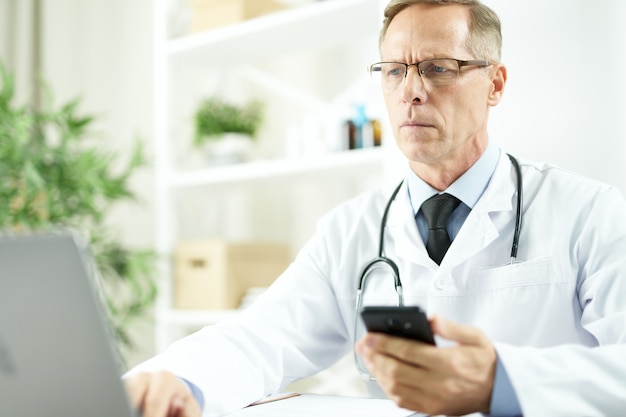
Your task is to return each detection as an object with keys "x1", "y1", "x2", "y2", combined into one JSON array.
[{"x1": 380, "y1": 0, "x2": 502, "y2": 61}]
